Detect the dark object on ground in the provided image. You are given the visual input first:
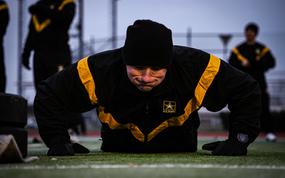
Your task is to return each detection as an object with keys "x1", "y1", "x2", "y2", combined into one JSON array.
[
  {"x1": 0, "y1": 93, "x2": 28, "y2": 157},
  {"x1": 0, "y1": 134, "x2": 38, "y2": 163},
  {"x1": 202, "y1": 139, "x2": 247, "y2": 156},
  {"x1": 47, "y1": 142, "x2": 90, "y2": 156},
  {"x1": 0, "y1": 127, "x2": 27, "y2": 157},
  {"x1": 0, "y1": 93, "x2": 27, "y2": 127}
]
